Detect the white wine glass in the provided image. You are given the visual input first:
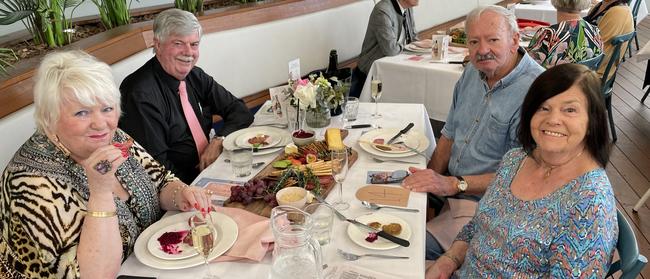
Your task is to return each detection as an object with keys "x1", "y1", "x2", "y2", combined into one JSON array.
[
  {"x1": 371, "y1": 79, "x2": 383, "y2": 118},
  {"x1": 331, "y1": 149, "x2": 349, "y2": 210},
  {"x1": 190, "y1": 212, "x2": 219, "y2": 279}
]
